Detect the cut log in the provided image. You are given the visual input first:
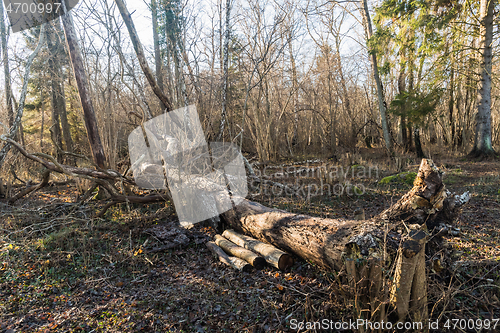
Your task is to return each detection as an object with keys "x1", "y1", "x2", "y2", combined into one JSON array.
[
  {"x1": 222, "y1": 229, "x2": 293, "y2": 270},
  {"x1": 206, "y1": 241, "x2": 252, "y2": 272},
  {"x1": 214, "y1": 235, "x2": 266, "y2": 269}
]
